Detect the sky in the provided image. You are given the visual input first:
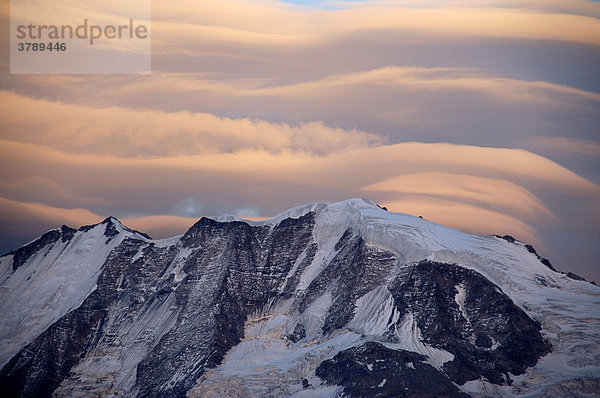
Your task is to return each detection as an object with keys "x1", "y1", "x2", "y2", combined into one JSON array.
[{"x1": 0, "y1": 0, "x2": 599, "y2": 281}]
